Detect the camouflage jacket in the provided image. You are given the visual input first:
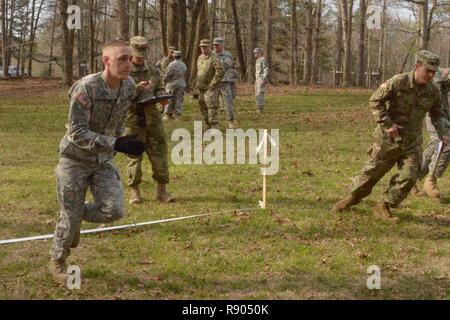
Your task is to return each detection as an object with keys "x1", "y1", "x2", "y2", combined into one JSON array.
[
  {"x1": 126, "y1": 61, "x2": 166, "y2": 128},
  {"x1": 370, "y1": 71, "x2": 445, "y2": 151},
  {"x1": 196, "y1": 52, "x2": 224, "y2": 90},
  {"x1": 216, "y1": 50, "x2": 234, "y2": 82},
  {"x1": 58, "y1": 72, "x2": 136, "y2": 163},
  {"x1": 159, "y1": 56, "x2": 173, "y2": 81},
  {"x1": 255, "y1": 57, "x2": 269, "y2": 83},
  {"x1": 433, "y1": 69, "x2": 450, "y2": 123},
  {"x1": 163, "y1": 59, "x2": 187, "y2": 90}
]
